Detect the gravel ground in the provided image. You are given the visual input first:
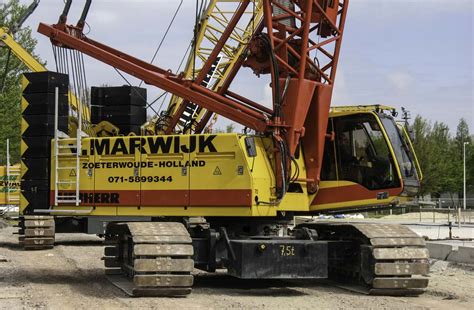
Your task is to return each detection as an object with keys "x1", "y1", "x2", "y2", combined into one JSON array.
[{"x1": 1, "y1": 222, "x2": 474, "y2": 309}]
